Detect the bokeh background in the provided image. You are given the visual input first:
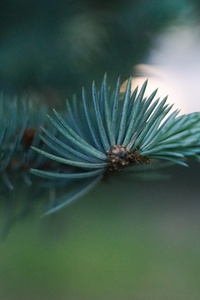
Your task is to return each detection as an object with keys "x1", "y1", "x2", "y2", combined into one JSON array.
[{"x1": 0, "y1": 0, "x2": 200, "y2": 299}]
